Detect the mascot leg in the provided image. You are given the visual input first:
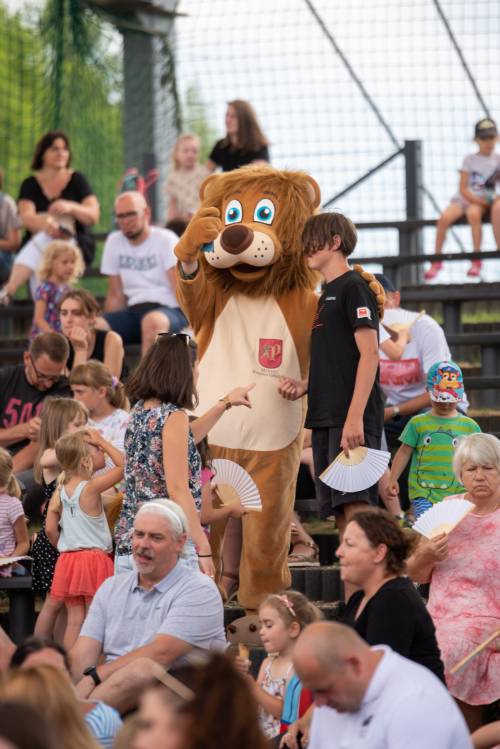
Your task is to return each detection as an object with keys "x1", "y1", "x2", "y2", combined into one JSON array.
[{"x1": 211, "y1": 441, "x2": 301, "y2": 611}]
